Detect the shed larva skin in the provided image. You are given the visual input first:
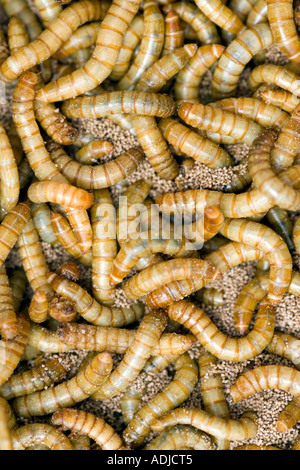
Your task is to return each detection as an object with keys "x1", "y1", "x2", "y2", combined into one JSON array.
[
  {"x1": 162, "y1": 9, "x2": 184, "y2": 57},
  {"x1": 122, "y1": 258, "x2": 222, "y2": 301},
  {"x1": 246, "y1": 0, "x2": 268, "y2": 27},
  {"x1": 13, "y1": 352, "x2": 113, "y2": 418},
  {"x1": 178, "y1": 102, "x2": 263, "y2": 146},
  {"x1": 48, "y1": 140, "x2": 144, "y2": 190},
  {"x1": 27, "y1": 181, "x2": 94, "y2": 210},
  {"x1": 0, "y1": 265, "x2": 18, "y2": 340},
  {"x1": 266, "y1": 0, "x2": 300, "y2": 63},
  {"x1": 31, "y1": 0, "x2": 63, "y2": 27},
  {"x1": 75, "y1": 141, "x2": 114, "y2": 165},
  {"x1": 259, "y1": 87, "x2": 300, "y2": 113},
  {"x1": 0, "y1": 397, "x2": 13, "y2": 450},
  {"x1": 0, "y1": 358, "x2": 67, "y2": 400},
  {"x1": 61, "y1": 91, "x2": 176, "y2": 119},
  {"x1": 11, "y1": 423, "x2": 73, "y2": 450},
  {"x1": 0, "y1": 313, "x2": 30, "y2": 387},
  {"x1": 92, "y1": 310, "x2": 168, "y2": 400},
  {"x1": 193, "y1": 0, "x2": 245, "y2": 34},
  {"x1": 0, "y1": 125, "x2": 19, "y2": 215},
  {"x1": 53, "y1": 21, "x2": 101, "y2": 59},
  {"x1": 27, "y1": 323, "x2": 73, "y2": 353},
  {"x1": 151, "y1": 408, "x2": 257, "y2": 441},
  {"x1": 167, "y1": 298, "x2": 275, "y2": 361},
  {"x1": 174, "y1": 44, "x2": 225, "y2": 104},
  {"x1": 49, "y1": 273, "x2": 145, "y2": 327},
  {"x1": 211, "y1": 23, "x2": 273, "y2": 99},
  {"x1": 91, "y1": 189, "x2": 117, "y2": 305},
  {"x1": 36, "y1": 0, "x2": 144, "y2": 103},
  {"x1": 0, "y1": 0, "x2": 110, "y2": 82},
  {"x1": 158, "y1": 118, "x2": 233, "y2": 168},
  {"x1": 31, "y1": 203, "x2": 58, "y2": 246},
  {"x1": 9, "y1": 267, "x2": 27, "y2": 313},
  {"x1": 144, "y1": 425, "x2": 215, "y2": 450},
  {"x1": 122, "y1": 352, "x2": 198, "y2": 447},
  {"x1": 249, "y1": 64, "x2": 300, "y2": 96},
  {"x1": 52, "y1": 409, "x2": 128, "y2": 450}
]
